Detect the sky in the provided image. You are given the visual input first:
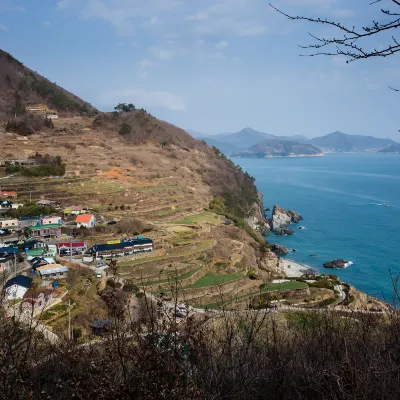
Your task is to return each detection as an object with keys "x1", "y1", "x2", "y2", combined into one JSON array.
[{"x1": 0, "y1": 0, "x2": 399, "y2": 139}]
